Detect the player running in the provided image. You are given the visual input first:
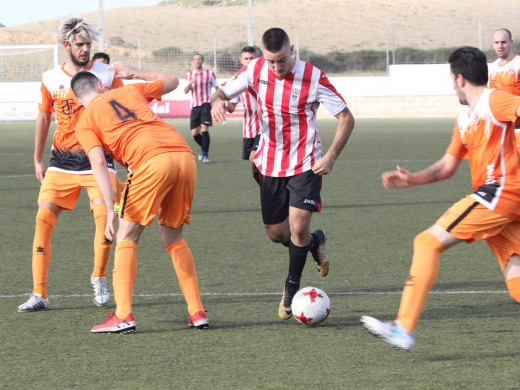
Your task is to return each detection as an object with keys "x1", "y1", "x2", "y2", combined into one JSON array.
[
  {"x1": 362, "y1": 46, "x2": 520, "y2": 351},
  {"x1": 211, "y1": 28, "x2": 355, "y2": 320}
]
